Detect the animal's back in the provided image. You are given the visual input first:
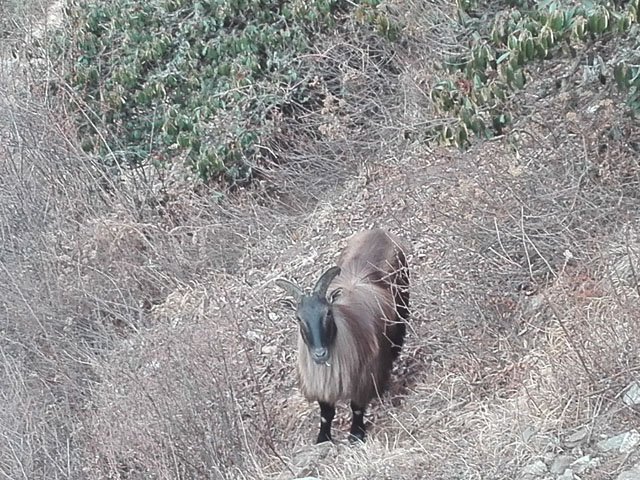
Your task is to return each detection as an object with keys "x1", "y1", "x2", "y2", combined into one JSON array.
[{"x1": 337, "y1": 228, "x2": 408, "y2": 282}]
